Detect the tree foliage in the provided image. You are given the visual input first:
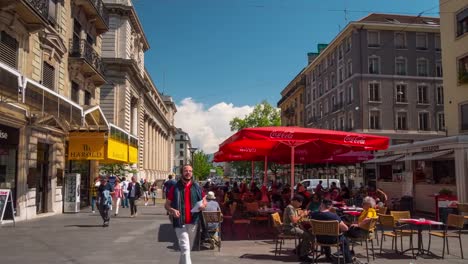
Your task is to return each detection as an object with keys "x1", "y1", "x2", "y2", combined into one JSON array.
[
  {"x1": 228, "y1": 100, "x2": 281, "y2": 177},
  {"x1": 193, "y1": 150, "x2": 212, "y2": 180},
  {"x1": 229, "y1": 100, "x2": 280, "y2": 132},
  {"x1": 99, "y1": 163, "x2": 137, "y2": 180}
]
